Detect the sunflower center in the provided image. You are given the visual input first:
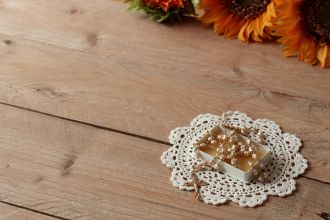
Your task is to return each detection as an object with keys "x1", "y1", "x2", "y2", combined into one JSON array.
[
  {"x1": 301, "y1": 0, "x2": 330, "y2": 43},
  {"x1": 225, "y1": 0, "x2": 271, "y2": 19}
]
